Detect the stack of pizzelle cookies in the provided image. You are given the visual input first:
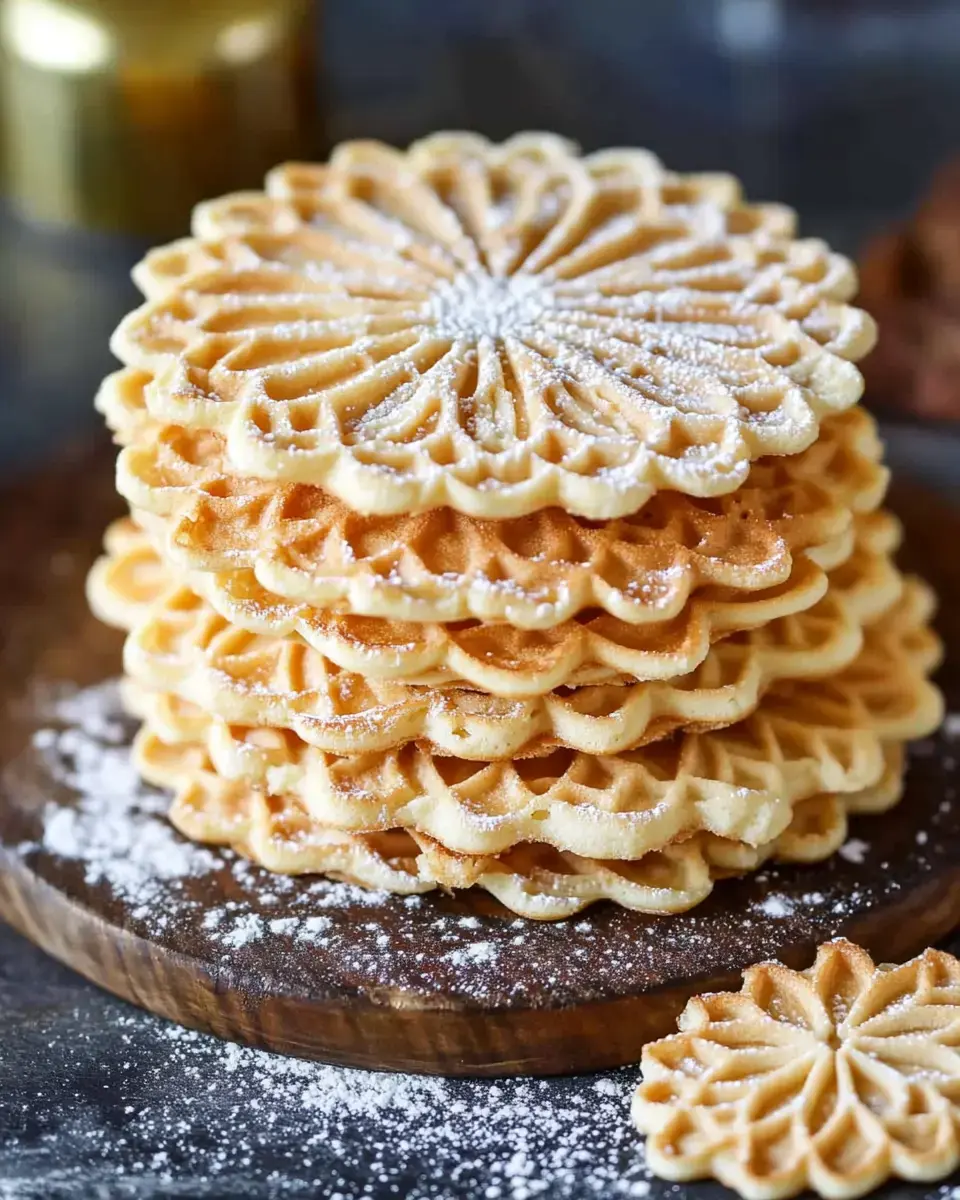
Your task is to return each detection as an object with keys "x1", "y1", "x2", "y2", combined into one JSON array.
[{"x1": 87, "y1": 133, "x2": 943, "y2": 919}]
